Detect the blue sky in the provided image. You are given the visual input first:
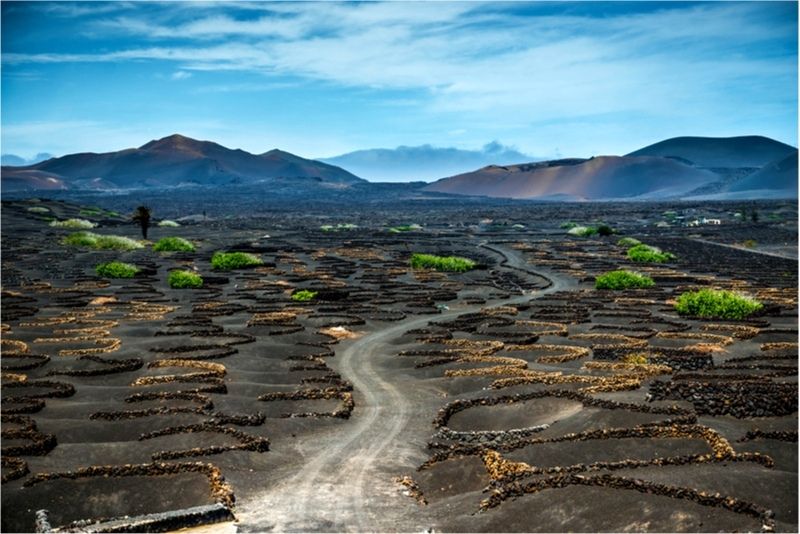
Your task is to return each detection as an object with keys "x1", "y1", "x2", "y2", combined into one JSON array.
[{"x1": 2, "y1": 1, "x2": 797, "y2": 165}]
